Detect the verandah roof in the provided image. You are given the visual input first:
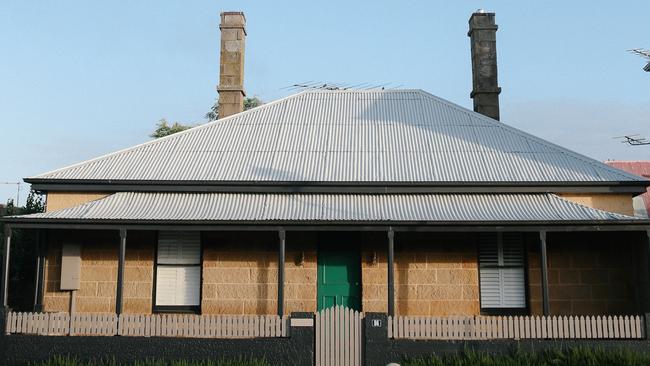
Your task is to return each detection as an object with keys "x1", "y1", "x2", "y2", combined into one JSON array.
[{"x1": 4, "y1": 192, "x2": 645, "y2": 226}]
